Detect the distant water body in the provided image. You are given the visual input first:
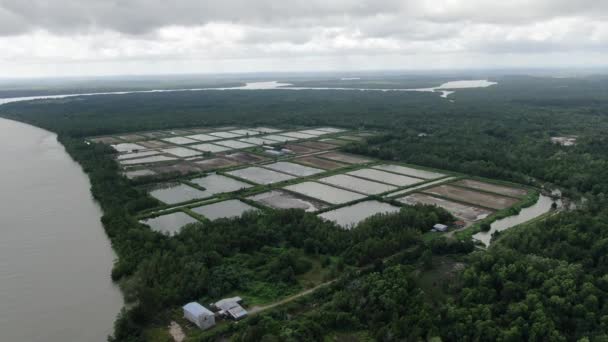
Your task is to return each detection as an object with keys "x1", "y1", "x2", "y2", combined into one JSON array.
[
  {"x1": 0, "y1": 118, "x2": 123, "y2": 341},
  {"x1": 0, "y1": 80, "x2": 497, "y2": 106}
]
